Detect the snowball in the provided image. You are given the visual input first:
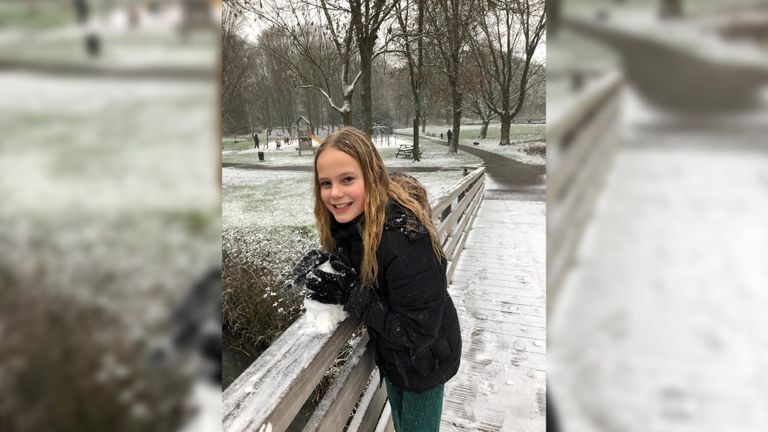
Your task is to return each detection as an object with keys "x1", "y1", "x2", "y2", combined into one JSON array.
[
  {"x1": 316, "y1": 260, "x2": 338, "y2": 274},
  {"x1": 301, "y1": 298, "x2": 348, "y2": 334}
]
